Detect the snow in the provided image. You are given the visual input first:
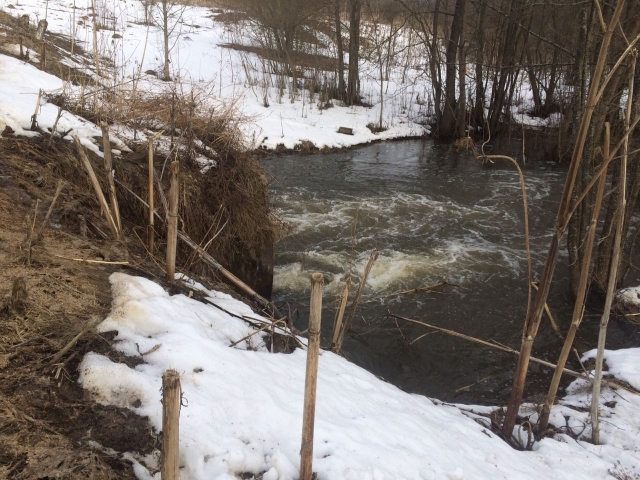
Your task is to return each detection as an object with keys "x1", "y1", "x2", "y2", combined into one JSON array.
[
  {"x1": 0, "y1": 0, "x2": 428, "y2": 151},
  {"x1": 583, "y1": 347, "x2": 640, "y2": 391},
  {"x1": 79, "y1": 272, "x2": 640, "y2": 479},
  {"x1": 0, "y1": 54, "x2": 97, "y2": 139},
  {"x1": 615, "y1": 286, "x2": 640, "y2": 314}
]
